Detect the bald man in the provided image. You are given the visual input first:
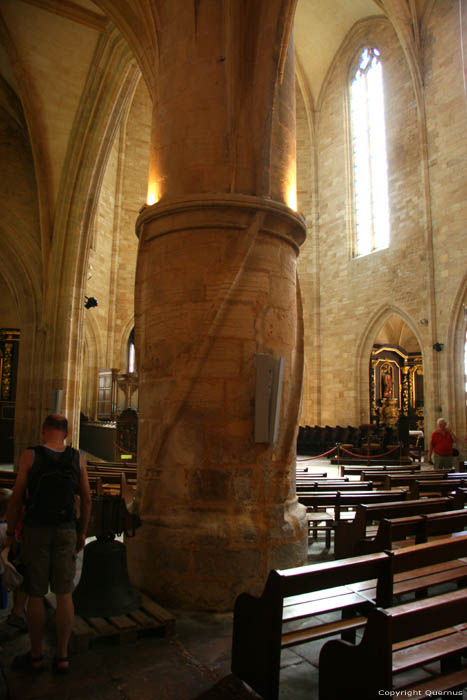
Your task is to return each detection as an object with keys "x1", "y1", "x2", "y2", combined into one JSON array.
[
  {"x1": 428, "y1": 418, "x2": 457, "y2": 470},
  {"x1": 4, "y1": 414, "x2": 91, "y2": 674}
]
